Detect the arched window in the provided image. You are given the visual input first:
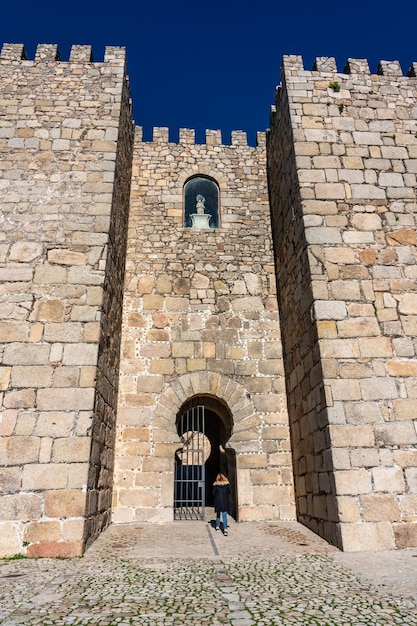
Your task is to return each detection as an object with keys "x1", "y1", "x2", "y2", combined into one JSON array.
[{"x1": 184, "y1": 176, "x2": 219, "y2": 229}]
